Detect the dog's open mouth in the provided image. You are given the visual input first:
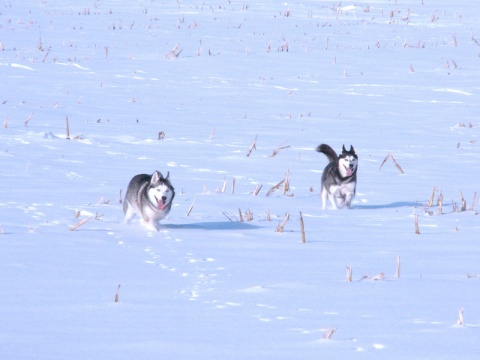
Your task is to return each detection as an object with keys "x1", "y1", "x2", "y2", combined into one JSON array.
[
  {"x1": 154, "y1": 196, "x2": 166, "y2": 210},
  {"x1": 344, "y1": 165, "x2": 353, "y2": 177}
]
